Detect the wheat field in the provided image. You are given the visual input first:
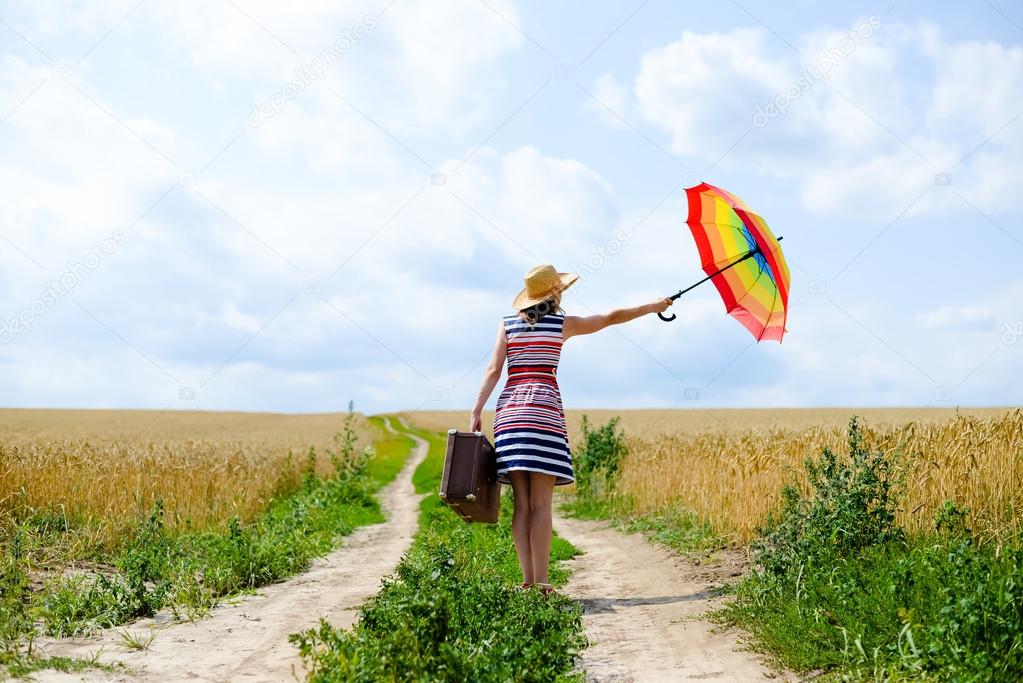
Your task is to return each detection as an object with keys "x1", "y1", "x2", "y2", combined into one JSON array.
[
  {"x1": 6, "y1": 407, "x2": 1019, "y2": 552},
  {"x1": 404, "y1": 408, "x2": 1022, "y2": 544},
  {"x1": 0, "y1": 409, "x2": 371, "y2": 551},
  {"x1": 403, "y1": 407, "x2": 1013, "y2": 440}
]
